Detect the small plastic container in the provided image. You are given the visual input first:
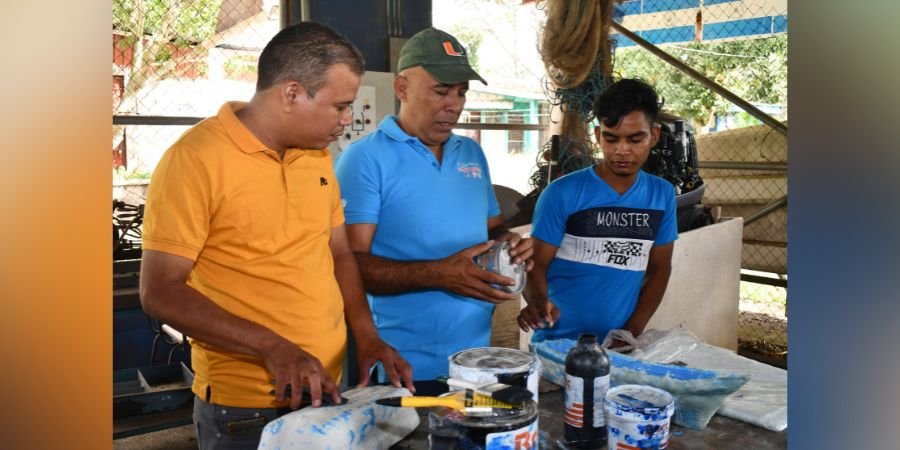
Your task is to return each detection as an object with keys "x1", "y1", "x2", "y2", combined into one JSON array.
[
  {"x1": 474, "y1": 241, "x2": 526, "y2": 294},
  {"x1": 604, "y1": 384, "x2": 675, "y2": 449}
]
